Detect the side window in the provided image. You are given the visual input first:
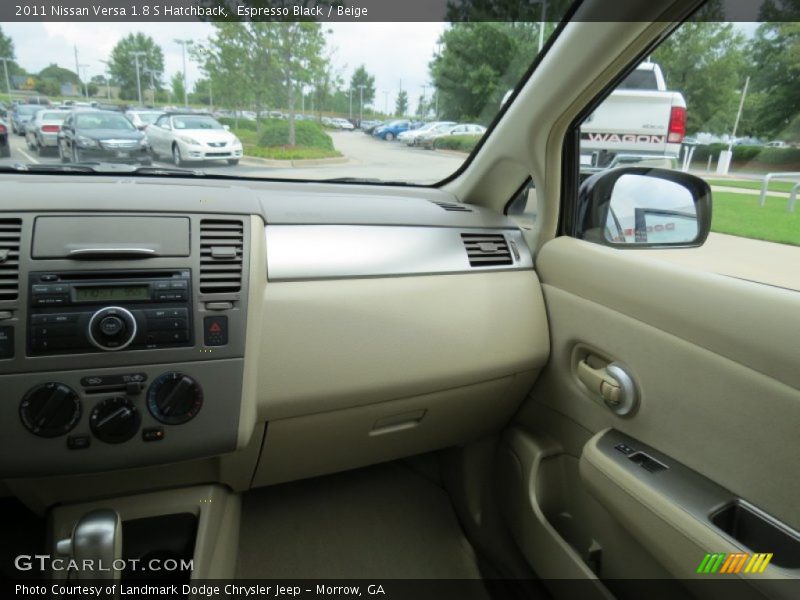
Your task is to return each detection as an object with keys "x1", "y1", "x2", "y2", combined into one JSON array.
[
  {"x1": 155, "y1": 116, "x2": 168, "y2": 128},
  {"x1": 573, "y1": 18, "x2": 800, "y2": 292}
]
